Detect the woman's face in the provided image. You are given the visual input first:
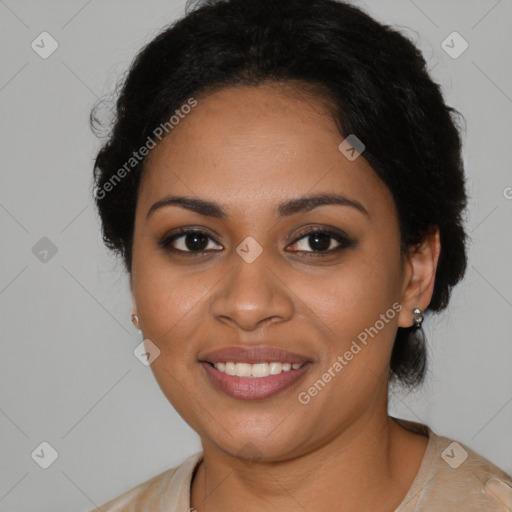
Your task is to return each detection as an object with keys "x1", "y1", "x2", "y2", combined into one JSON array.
[{"x1": 131, "y1": 84, "x2": 414, "y2": 461}]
